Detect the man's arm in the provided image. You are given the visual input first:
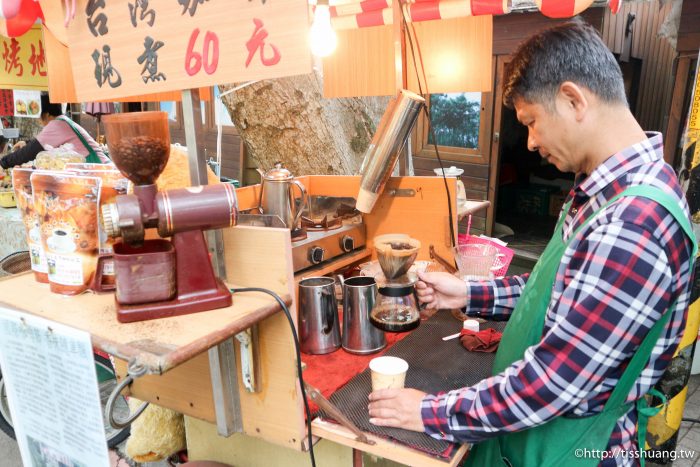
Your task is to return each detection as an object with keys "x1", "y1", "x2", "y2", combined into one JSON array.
[
  {"x1": 464, "y1": 273, "x2": 529, "y2": 320},
  {"x1": 0, "y1": 139, "x2": 44, "y2": 169},
  {"x1": 421, "y1": 220, "x2": 684, "y2": 443}
]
